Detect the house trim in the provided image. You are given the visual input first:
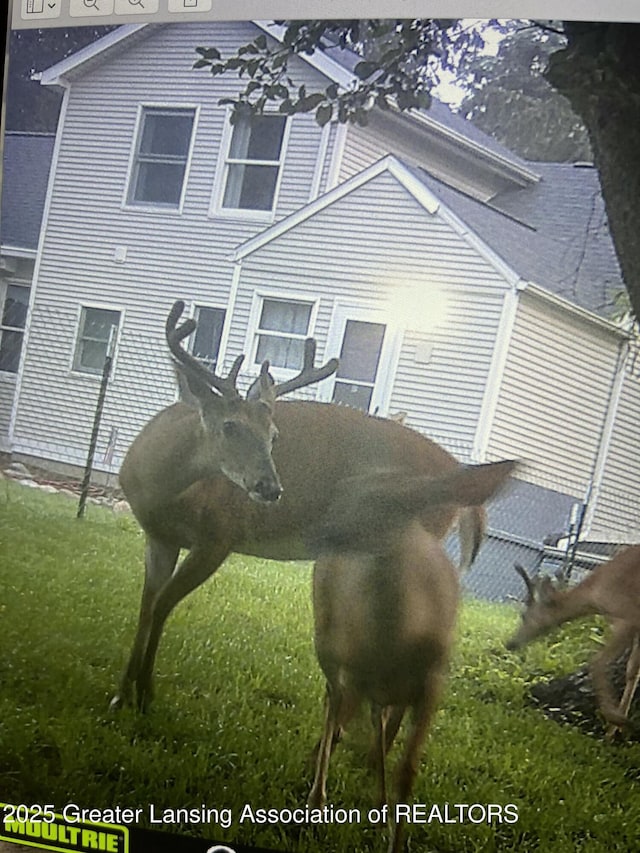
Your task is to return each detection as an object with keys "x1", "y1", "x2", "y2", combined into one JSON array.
[
  {"x1": 309, "y1": 121, "x2": 331, "y2": 201},
  {"x1": 37, "y1": 25, "x2": 149, "y2": 86},
  {"x1": 473, "y1": 285, "x2": 520, "y2": 462},
  {"x1": 520, "y1": 281, "x2": 629, "y2": 340},
  {"x1": 1, "y1": 246, "x2": 38, "y2": 259},
  {"x1": 405, "y1": 108, "x2": 540, "y2": 187},
  {"x1": 326, "y1": 121, "x2": 348, "y2": 190}
]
